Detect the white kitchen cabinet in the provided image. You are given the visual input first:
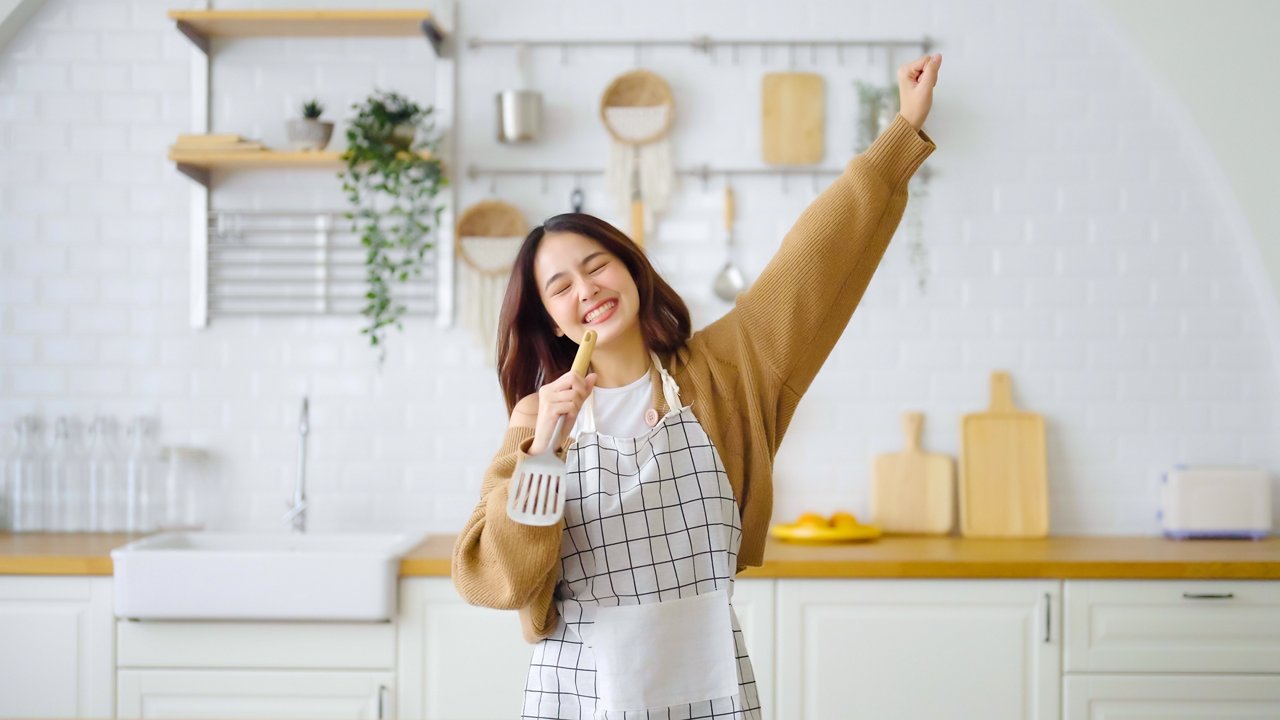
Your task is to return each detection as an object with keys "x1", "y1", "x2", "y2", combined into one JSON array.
[
  {"x1": 397, "y1": 577, "x2": 530, "y2": 720},
  {"x1": 1063, "y1": 675, "x2": 1280, "y2": 719},
  {"x1": 396, "y1": 577, "x2": 776, "y2": 720},
  {"x1": 117, "y1": 669, "x2": 394, "y2": 719},
  {"x1": 776, "y1": 579, "x2": 1061, "y2": 720},
  {"x1": 0, "y1": 576, "x2": 114, "y2": 719},
  {"x1": 117, "y1": 619, "x2": 396, "y2": 669},
  {"x1": 1062, "y1": 579, "x2": 1280, "y2": 717},
  {"x1": 1063, "y1": 579, "x2": 1280, "y2": 673},
  {"x1": 116, "y1": 619, "x2": 397, "y2": 719},
  {"x1": 729, "y1": 578, "x2": 776, "y2": 720}
]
